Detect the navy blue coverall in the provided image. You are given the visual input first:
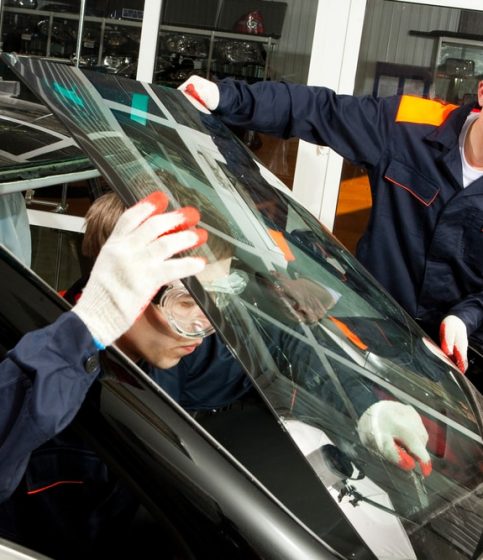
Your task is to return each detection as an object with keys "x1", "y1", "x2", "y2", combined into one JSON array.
[
  {"x1": 0, "y1": 310, "x2": 251, "y2": 559},
  {"x1": 0, "y1": 312, "x2": 100, "y2": 505},
  {"x1": 214, "y1": 79, "x2": 483, "y2": 345}
]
